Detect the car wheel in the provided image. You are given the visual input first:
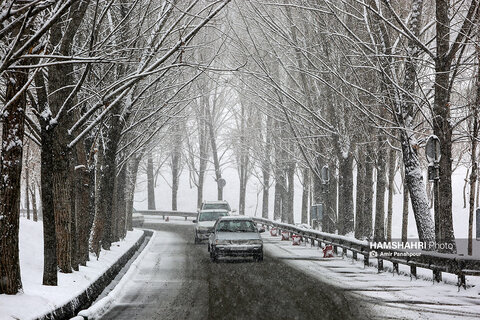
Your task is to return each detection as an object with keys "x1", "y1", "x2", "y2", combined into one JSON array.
[
  {"x1": 210, "y1": 253, "x2": 217, "y2": 262},
  {"x1": 210, "y1": 248, "x2": 217, "y2": 262},
  {"x1": 255, "y1": 253, "x2": 263, "y2": 262}
]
